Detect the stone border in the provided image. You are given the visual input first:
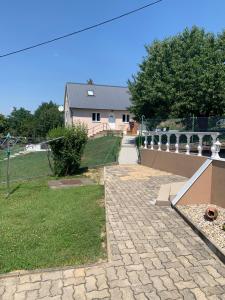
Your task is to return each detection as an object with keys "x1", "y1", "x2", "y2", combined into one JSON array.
[
  {"x1": 104, "y1": 166, "x2": 112, "y2": 262},
  {"x1": 173, "y1": 205, "x2": 225, "y2": 265},
  {"x1": 0, "y1": 260, "x2": 108, "y2": 279}
]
